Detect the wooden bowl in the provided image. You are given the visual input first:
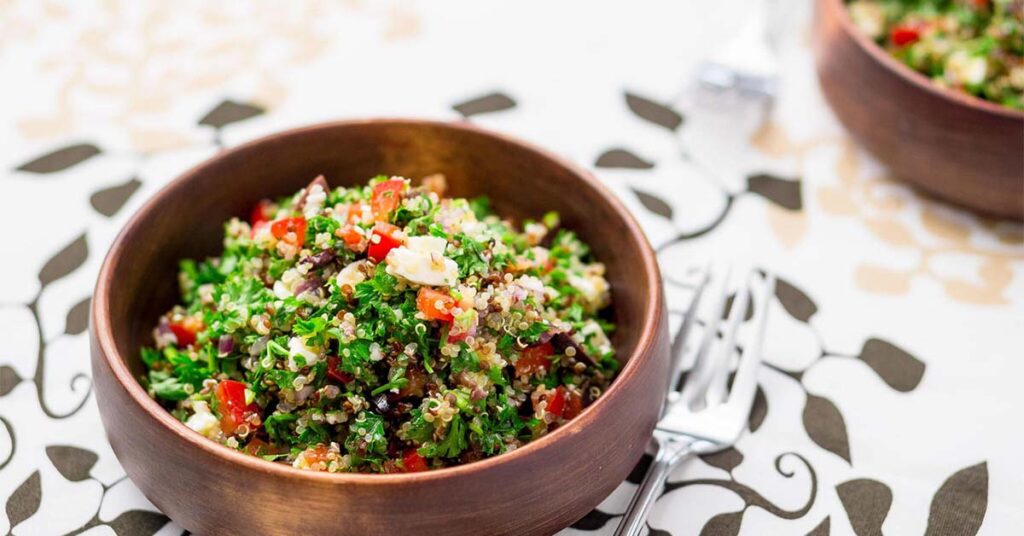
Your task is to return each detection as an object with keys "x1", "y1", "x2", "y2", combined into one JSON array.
[
  {"x1": 813, "y1": 0, "x2": 1024, "y2": 220},
  {"x1": 90, "y1": 119, "x2": 669, "y2": 535}
]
